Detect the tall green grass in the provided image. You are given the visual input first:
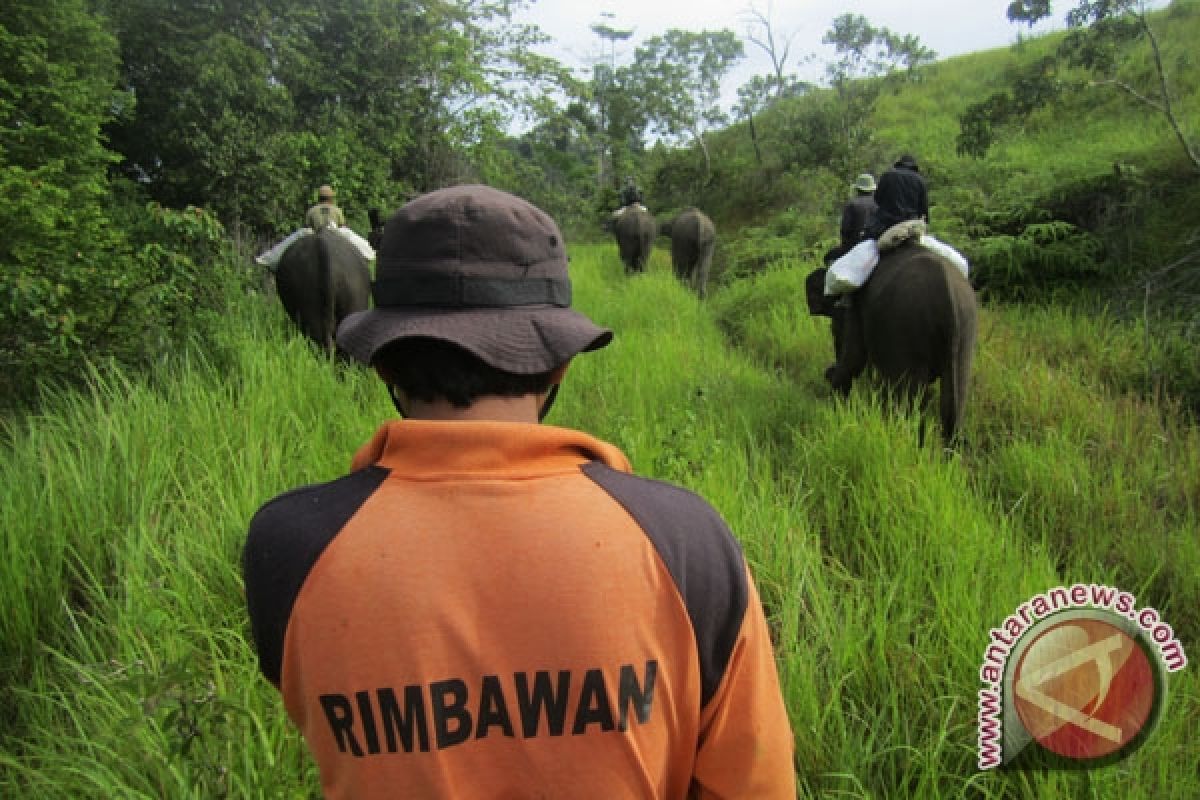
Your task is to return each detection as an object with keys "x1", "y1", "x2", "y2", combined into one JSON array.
[{"x1": 2, "y1": 244, "x2": 1197, "y2": 797}]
